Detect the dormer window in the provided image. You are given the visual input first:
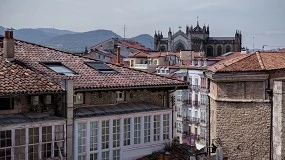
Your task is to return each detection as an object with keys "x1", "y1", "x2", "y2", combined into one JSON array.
[
  {"x1": 43, "y1": 62, "x2": 76, "y2": 76},
  {"x1": 31, "y1": 96, "x2": 39, "y2": 105},
  {"x1": 74, "y1": 93, "x2": 84, "y2": 104}
]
